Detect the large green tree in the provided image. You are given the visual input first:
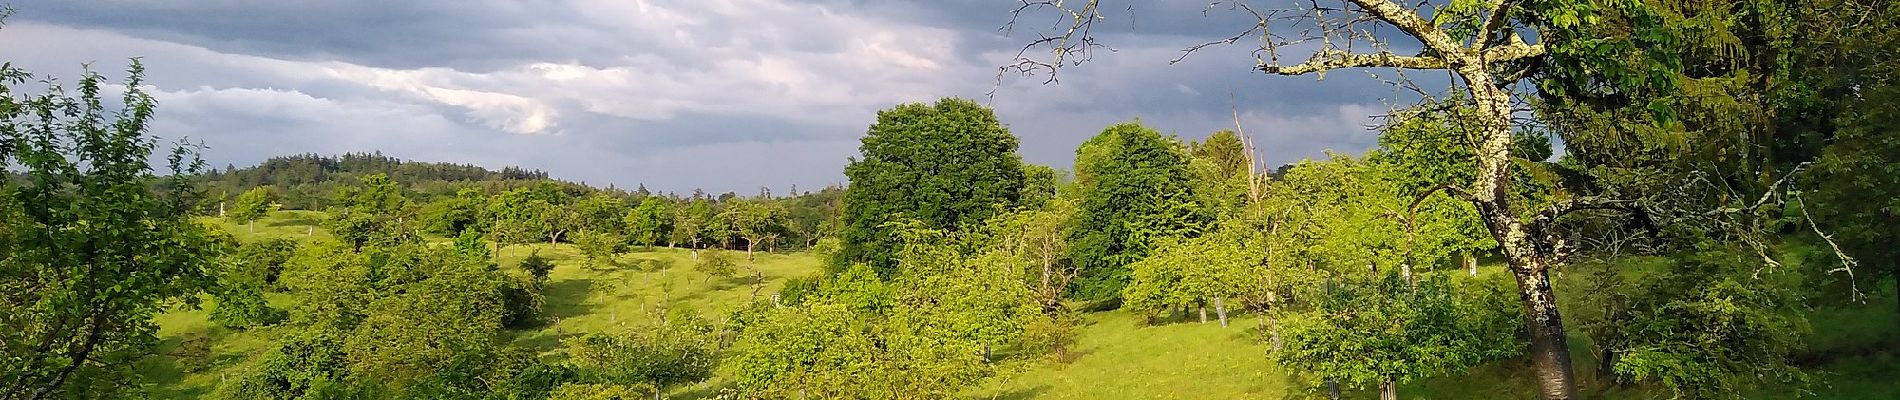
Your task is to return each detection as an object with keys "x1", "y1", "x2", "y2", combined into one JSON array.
[
  {"x1": 1067, "y1": 122, "x2": 1208, "y2": 302},
  {"x1": 624, "y1": 197, "x2": 674, "y2": 249},
  {"x1": 840, "y1": 98, "x2": 1028, "y2": 276},
  {"x1": 1, "y1": 60, "x2": 224, "y2": 399}
]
